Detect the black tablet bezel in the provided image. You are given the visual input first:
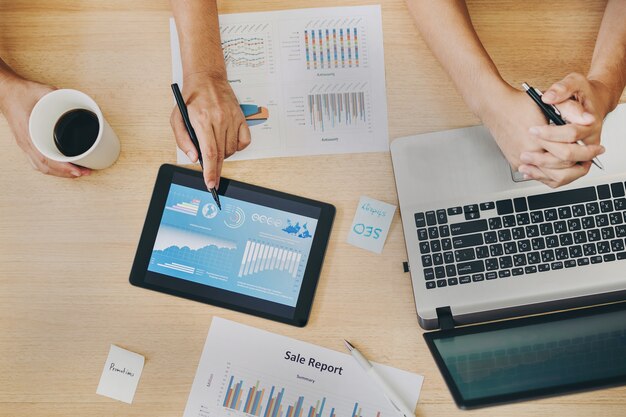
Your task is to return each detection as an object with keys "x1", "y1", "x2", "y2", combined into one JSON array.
[
  {"x1": 129, "y1": 164, "x2": 335, "y2": 327},
  {"x1": 423, "y1": 301, "x2": 626, "y2": 409}
]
